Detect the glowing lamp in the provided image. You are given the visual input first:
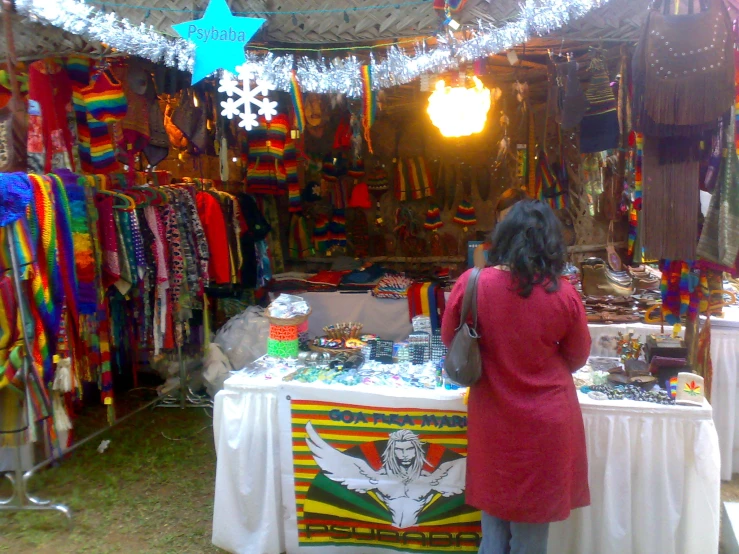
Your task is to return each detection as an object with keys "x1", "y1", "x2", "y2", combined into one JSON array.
[{"x1": 427, "y1": 77, "x2": 492, "y2": 138}]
